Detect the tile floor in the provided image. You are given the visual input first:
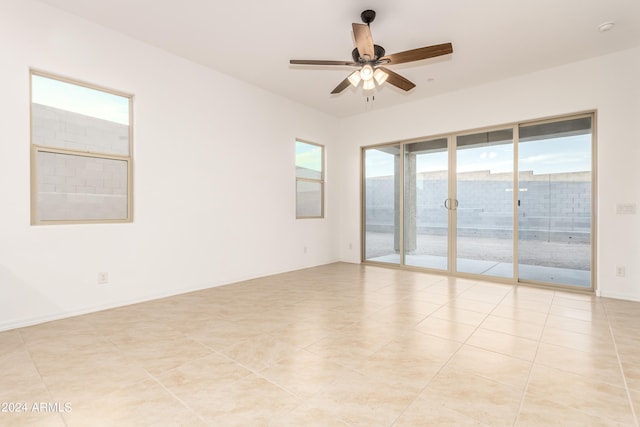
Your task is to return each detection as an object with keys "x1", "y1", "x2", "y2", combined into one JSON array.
[{"x1": 1, "y1": 262, "x2": 639, "y2": 426}]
